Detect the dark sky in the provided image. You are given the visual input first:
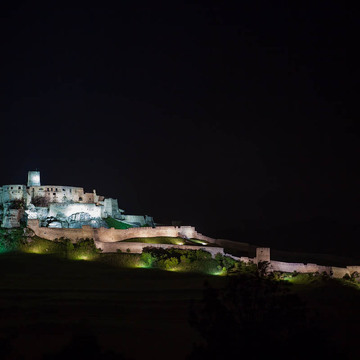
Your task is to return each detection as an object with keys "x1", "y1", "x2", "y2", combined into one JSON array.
[{"x1": 1, "y1": 1, "x2": 358, "y2": 252}]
